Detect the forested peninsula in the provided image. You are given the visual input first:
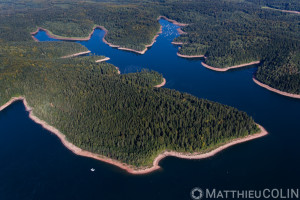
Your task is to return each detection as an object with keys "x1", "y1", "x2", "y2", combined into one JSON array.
[{"x1": 0, "y1": 39, "x2": 263, "y2": 170}]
